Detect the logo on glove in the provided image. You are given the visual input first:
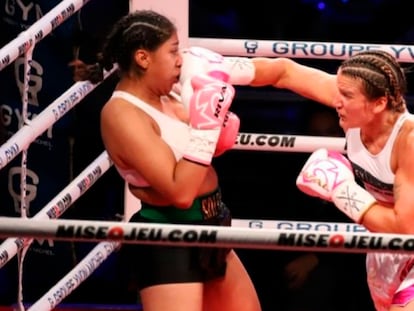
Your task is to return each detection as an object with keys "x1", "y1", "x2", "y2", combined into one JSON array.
[
  {"x1": 296, "y1": 148, "x2": 353, "y2": 201},
  {"x1": 191, "y1": 79, "x2": 235, "y2": 129},
  {"x1": 301, "y1": 158, "x2": 344, "y2": 190}
]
